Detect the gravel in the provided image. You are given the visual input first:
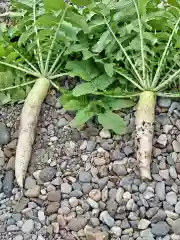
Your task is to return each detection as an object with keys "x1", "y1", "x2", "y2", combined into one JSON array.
[{"x1": 0, "y1": 94, "x2": 180, "y2": 240}]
